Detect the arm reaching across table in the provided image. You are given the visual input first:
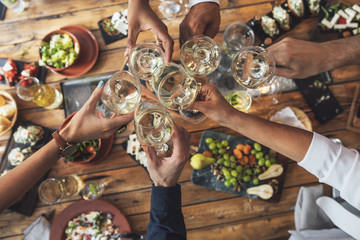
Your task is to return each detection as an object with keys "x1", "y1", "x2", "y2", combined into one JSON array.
[
  {"x1": 192, "y1": 84, "x2": 360, "y2": 210},
  {"x1": 267, "y1": 36, "x2": 360, "y2": 79},
  {"x1": 0, "y1": 82, "x2": 134, "y2": 213},
  {"x1": 142, "y1": 125, "x2": 190, "y2": 240}
]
